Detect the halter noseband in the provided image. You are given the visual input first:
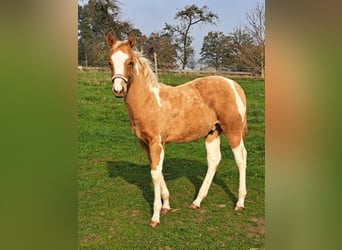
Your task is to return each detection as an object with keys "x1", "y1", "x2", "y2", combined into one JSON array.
[{"x1": 111, "y1": 74, "x2": 132, "y2": 84}]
